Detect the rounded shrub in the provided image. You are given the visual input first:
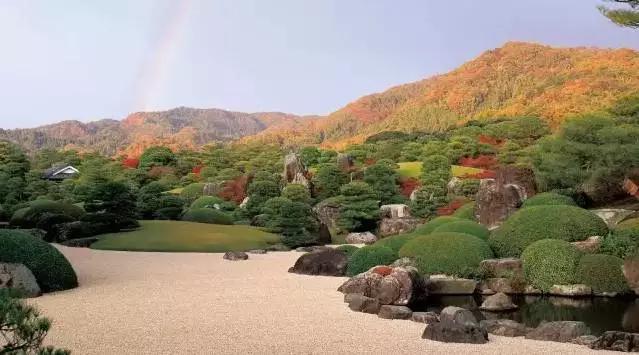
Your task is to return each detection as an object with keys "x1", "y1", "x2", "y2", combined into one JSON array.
[
  {"x1": 374, "y1": 234, "x2": 418, "y2": 254},
  {"x1": 412, "y1": 216, "x2": 463, "y2": 235},
  {"x1": 522, "y1": 192, "x2": 576, "y2": 208},
  {"x1": 489, "y1": 205, "x2": 608, "y2": 257},
  {"x1": 0, "y1": 230, "x2": 78, "y2": 292},
  {"x1": 180, "y1": 183, "x2": 205, "y2": 204},
  {"x1": 576, "y1": 254, "x2": 629, "y2": 294},
  {"x1": 346, "y1": 245, "x2": 396, "y2": 276},
  {"x1": 522, "y1": 239, "x2": 581, "y2": 292},
  {"x1": 452, "y1": 202, "x2": 476, "y2": 220},
  {"x1": 398, "y1": 232, "x2": 494, "y2": 277},
  {"x1": 190, "y1": 196, "x2": 224, "y2": 209},
  {"x1": 182, "y1": 208, "x2": 233, "y2": 225},
  {"x1": 600, "y1": 229, "x2": 639, "y2": 259},
  {"x1": 10, "y1": 200, "x2": 85, "y2": 228},
  {"x1": 432, "y1": 220, "x2": 489, "y2": 240},
  {"x1": 335, "y1": 245, "x2": 359, "y2": 258}
]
